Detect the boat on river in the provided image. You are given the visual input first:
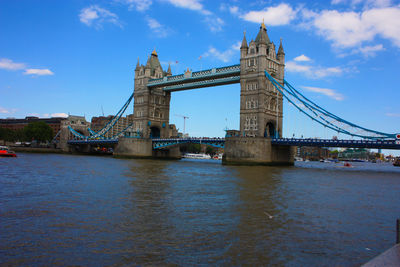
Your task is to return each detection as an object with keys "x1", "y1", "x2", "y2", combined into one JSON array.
[
  {"x1": 393, "y1": 158, "x2": 400, "y2": 167},
  {"x1": 182, "y1": 153, "x2": 211, "y2": 159},
  {"x1": 0, "y1": 146, "x2": 17, "y2": 157}
]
